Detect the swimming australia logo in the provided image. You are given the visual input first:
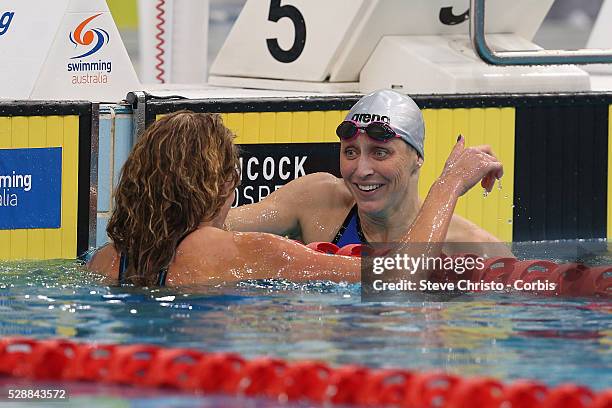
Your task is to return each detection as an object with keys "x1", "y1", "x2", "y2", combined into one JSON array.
[
  {"x1": 351, "y1": 113, "x2": 390, "y2": 124},
  {"x1": 69, "y1": 14, "x2": 109, "y2": 59}
]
